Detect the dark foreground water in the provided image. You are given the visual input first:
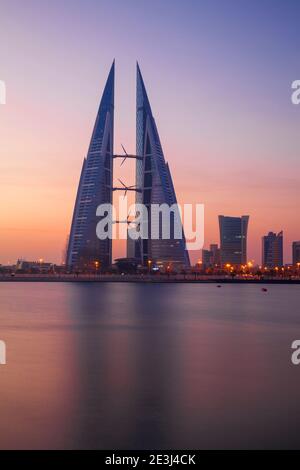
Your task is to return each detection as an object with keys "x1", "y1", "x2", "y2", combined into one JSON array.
[{"x1": 0, "y1": 282, "x2": 300, "y2": 449}]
